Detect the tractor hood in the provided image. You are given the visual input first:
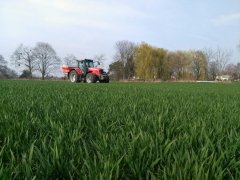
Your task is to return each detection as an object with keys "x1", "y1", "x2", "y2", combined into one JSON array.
[
  {"x1": 88, "y1": 67, "x2": 102, "y2": 71},
  {"x1": 88, "y1": 67, "x2": 107, "y2": 76}
]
